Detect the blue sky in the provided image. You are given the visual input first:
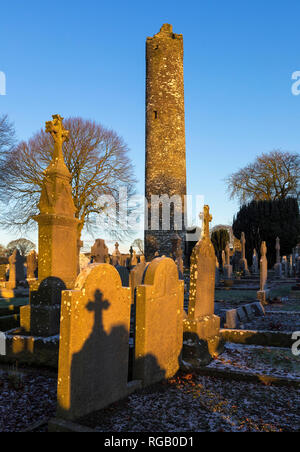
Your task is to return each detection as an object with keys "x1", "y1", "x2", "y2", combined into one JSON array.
[{"x1": 1, "y1": 0, "x2": 300, "y2": 252}]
